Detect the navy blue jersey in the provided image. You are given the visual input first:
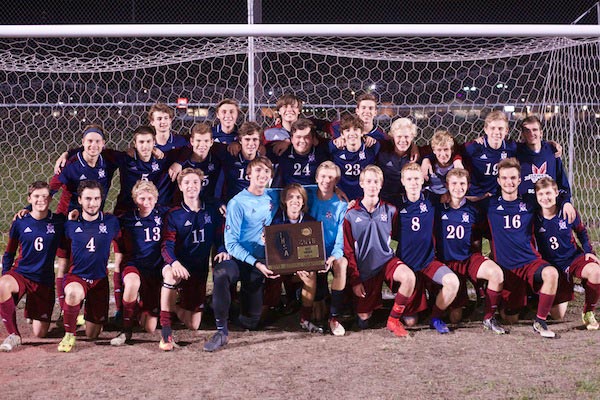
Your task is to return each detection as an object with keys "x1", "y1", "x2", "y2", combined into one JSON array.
[
  {"x1": 64, "y1": 212, "x2": 120, "y2": 280},
  {"x1": 161, "y1": 201, "x2": 225, "y2": 273},
  {"x1": 211, "y1": 144, "x2": 262, "y2": 201},
  {"x1": 155, "y1": 133, "x2": 188, "y2": 153},
  {"x1": 329, "y1": 120, "x2": 387, "y2": 141},
  {"x1": 271, "y1": 143, "x2": 329, "y2": 187},
  {"x1": 376, "y1": 141, "x2": 412, "y2": 203},
  {"x1": 118, "y1": 206, "x2": 169, "y2": 276},
  {"x1": 516, "y1": 141, "x2": 571, "y2": 202},
  {"x1": 178, "y1": 151, "x2": 222, "y2": 200},
  {"x1": 329, "y1": 141, "x2": 380, "y2": 200},
  {"x1": 487, "y1": 196, "x2": 541, "y2": 270},
  {"x1": 394, "y1": 192, "x2": 437, "y2": 271},
  {"x1": 463, "y1": 138, "x2": 517, "y2": 198},
  {"x1": 434, "y1": 200, "x2": 481, "y2": 262},
  {"x1": 534, "y1": 210, "x2": 593, "y2": 271},
  {"x1": 212, "y1": 124, "x2": 238, "y2": 144},
  {"x1": 2, "y1": 212, "x2": 66, "y2": 286},
  {"x1": 51, "y1": 152, "x2": 119, "y2": 215},
  {"x1": 264, "y1": 124, "x2": 291, "y2": 142}
]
